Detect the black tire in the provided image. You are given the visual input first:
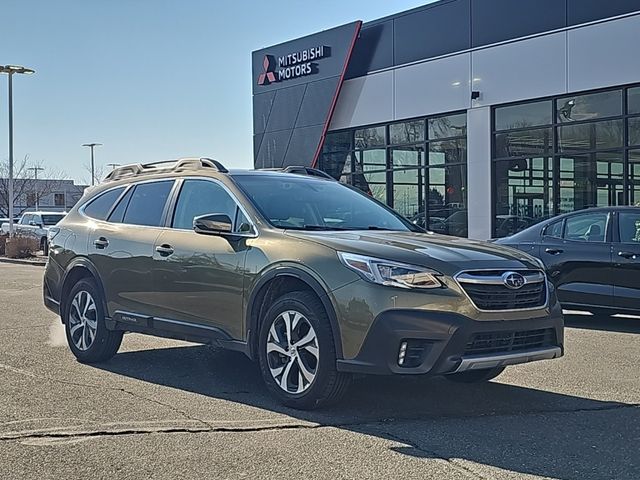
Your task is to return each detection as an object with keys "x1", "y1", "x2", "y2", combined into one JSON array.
[
  {"x1": 40, "y1": 237, "x2": 48, "y2": 256},
  {"x1": 257, "y1": 291, "x2": 350, "y2": 410},
  {"x1": 63, "y1": 278, "x2": 123, "y2": 363},
  {"x1": 445, "y1": 366, "x2": 506, "y2": 384}
]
